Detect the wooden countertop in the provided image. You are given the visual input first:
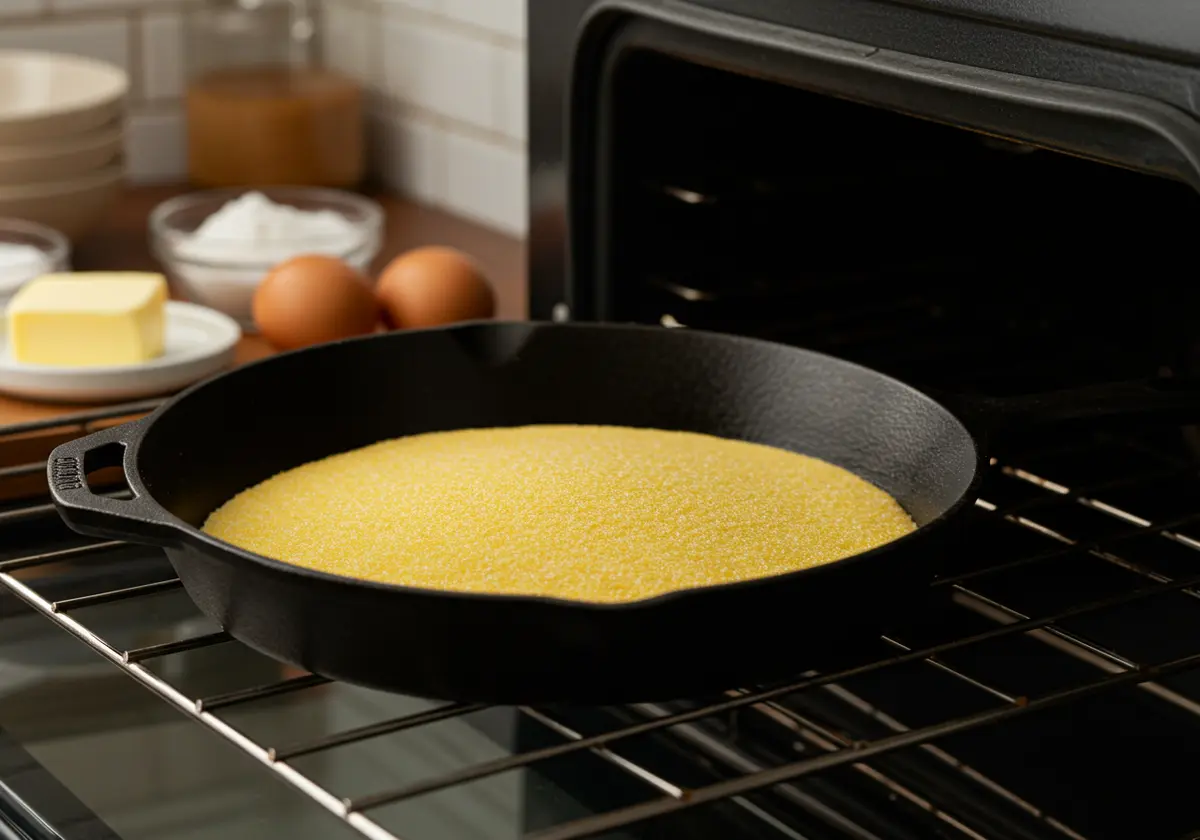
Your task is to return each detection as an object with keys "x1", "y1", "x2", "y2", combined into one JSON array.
[{"x1": 0, "y1": 184, "x2": 528, "y2": 428}]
